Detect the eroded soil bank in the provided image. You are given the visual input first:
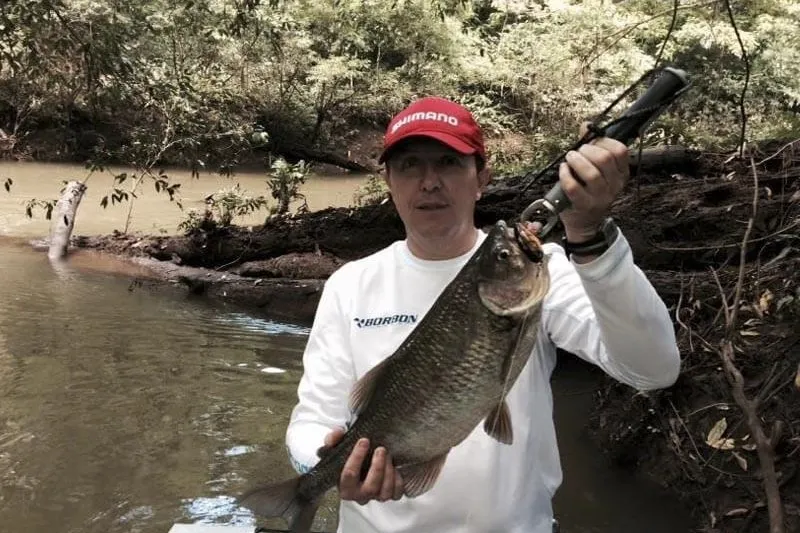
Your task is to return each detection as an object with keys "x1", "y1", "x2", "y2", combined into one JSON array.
[{"x1": 71, "y1": 140, "x2": 800, "y2": 532}]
